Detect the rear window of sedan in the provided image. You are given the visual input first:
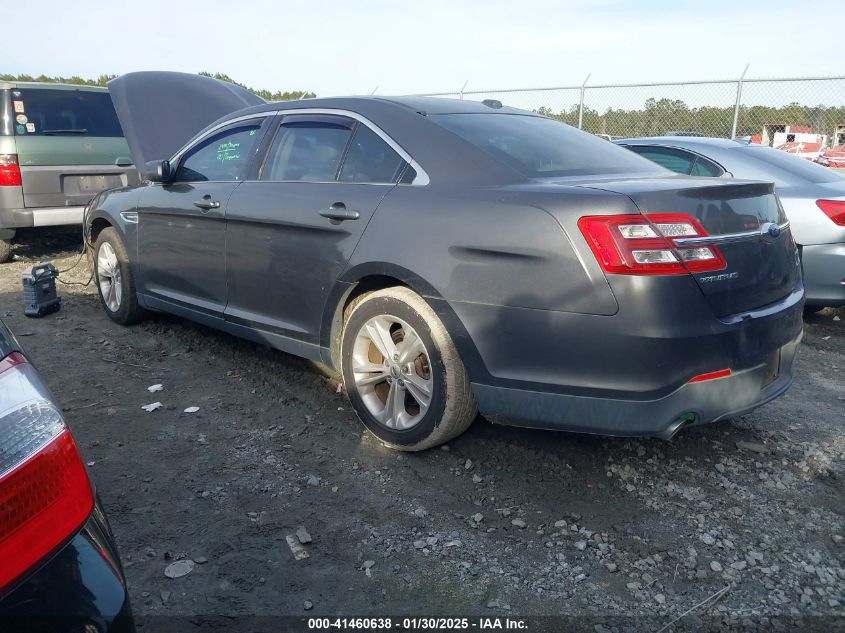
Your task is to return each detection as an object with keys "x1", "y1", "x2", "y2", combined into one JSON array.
[
  {"x1": 738, "y1": 145, "x2": 843, "y2": 185},
  {"x1": 433, "y1": 113, "x2": 664, "y2": 178}
]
